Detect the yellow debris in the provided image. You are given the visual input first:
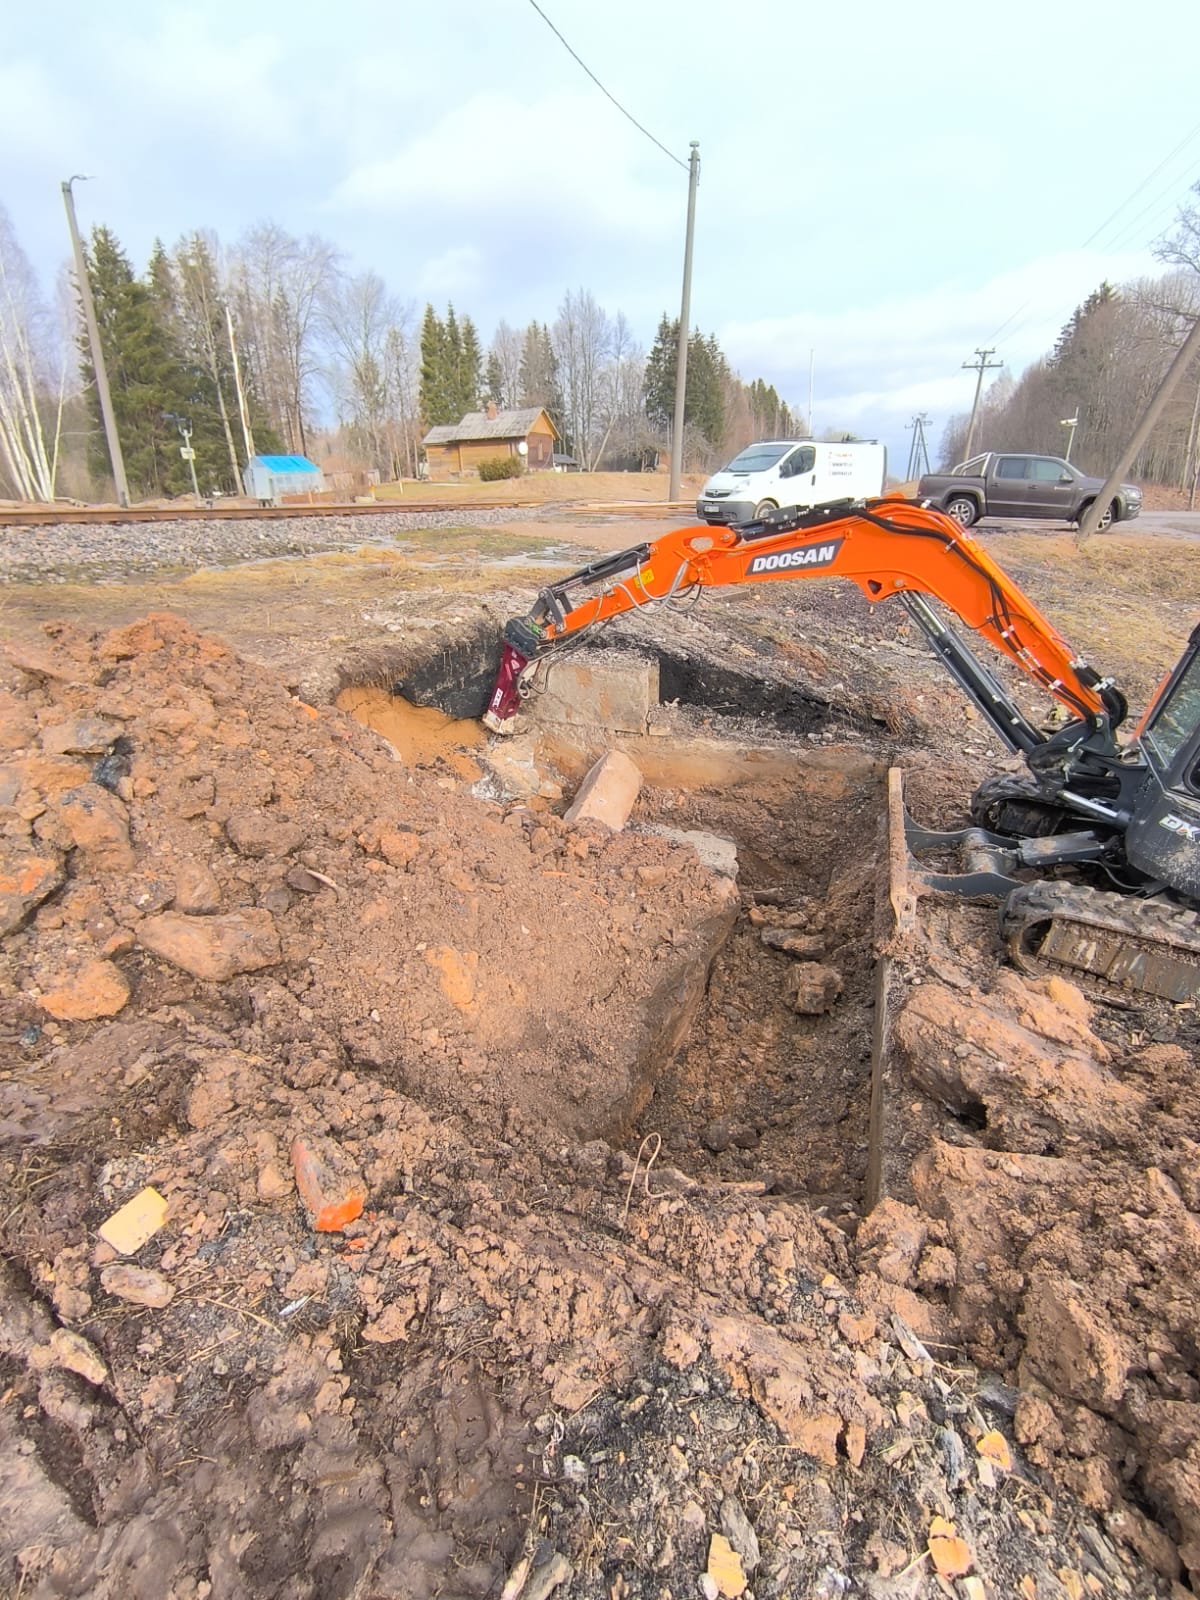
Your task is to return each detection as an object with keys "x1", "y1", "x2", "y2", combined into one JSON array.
[
  {"x1": 706, "y1": 1533, "x2": 747, "y2": 1599},
  {"x1": 928, "y1": 1516, "x2": 972, "y2": 1578},
  {"x1": 98, "y1": 1186, "x2": 168, "y2": 1255},
  {"x1": 976, "y1": 1429, "x2": 1013, "y2": 1471}
]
